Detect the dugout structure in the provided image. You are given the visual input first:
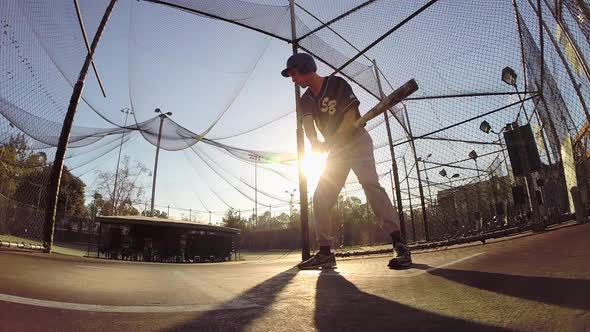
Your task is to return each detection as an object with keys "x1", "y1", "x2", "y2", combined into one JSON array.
[{"x1": 96, "y1": 216, "x2": 240, "y2": 263}]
